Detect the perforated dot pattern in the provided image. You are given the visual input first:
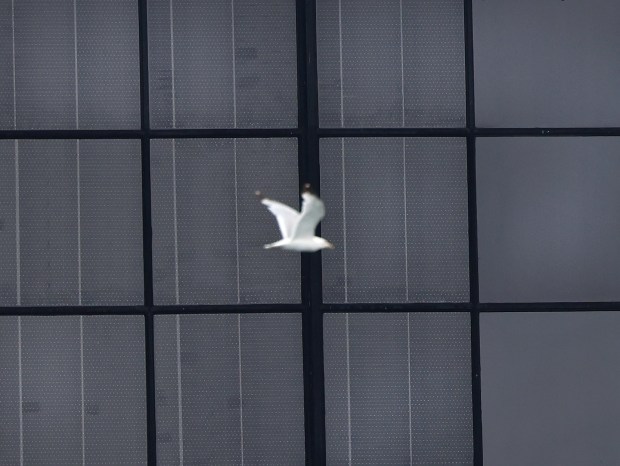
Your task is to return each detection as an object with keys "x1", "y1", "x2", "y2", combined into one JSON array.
[
  {"x1": 151, "y1": 138, "x2": 300, "y2": 305},
  {"x1": 320, "y1": 137, "x2": 469, "y2": 304},
  {"x1": 154, "y1": 313, "x2": 305, "y2": 464},
  {"x1": 0, "y1": 315, "x2": 146, "y2": 465},
  {"x1": 316, "y1": 0, "x2": 465, "y2": 128},
  {"x1": 0, "y1": 139, "x2": 143, "y2": 307},
  {"x1": 324, "y1": 312, "x2": 473, "y2": 465},
  {"x1": 148, "y1": 0, "x2": 297, "y2": 129},
  {"x1": 0, "y1": 0, "x2": 139, "y2": 130}
]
